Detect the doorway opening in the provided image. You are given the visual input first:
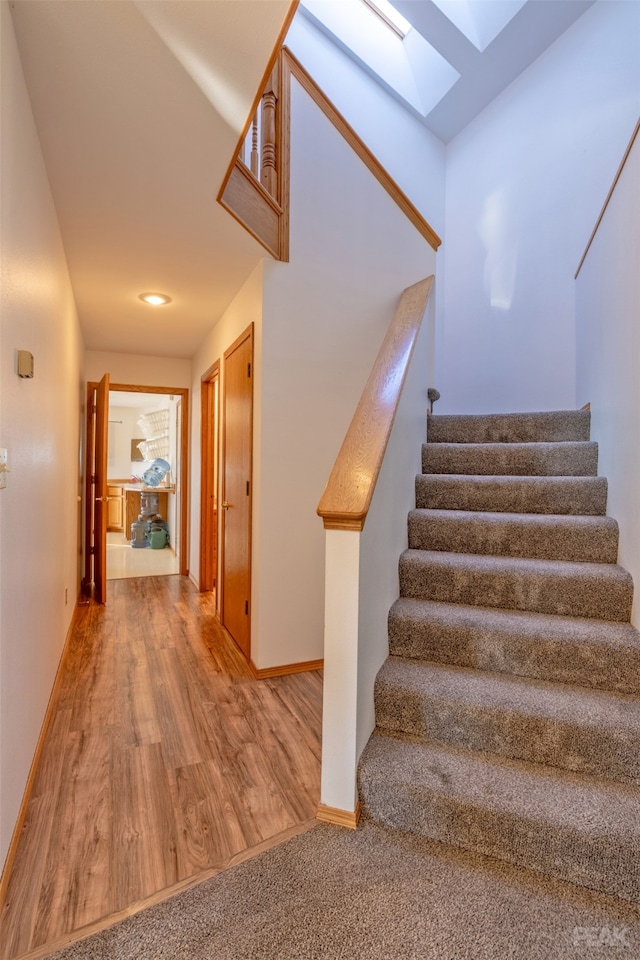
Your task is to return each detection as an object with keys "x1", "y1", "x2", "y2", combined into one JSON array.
[{"x1": 84, "y1": 381, "x2": 189, "y2": 601}]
